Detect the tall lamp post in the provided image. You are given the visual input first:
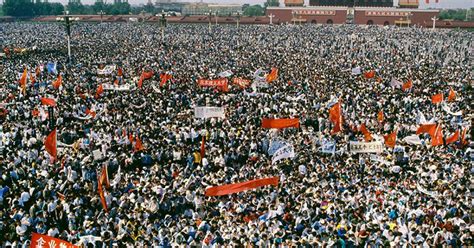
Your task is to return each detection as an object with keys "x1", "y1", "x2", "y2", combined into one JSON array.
[
  {"x1": 236, "y1": 11, "x2": 241, "y2": 29},
  {"x1": 160, "y1": 10, "x2": 167, "y2": 39},
  {"x1": 291, "y1": 10, "x2": 296, "y2": 25},
  {"x1": 208, "y1": 10, "x2": 212, "y2": 32},
  {"x1": 56, "y1": 10, "x2": 79, "y2": 63},
  {"x1": 407, "y1": 12, "x2": 413, "y2": 28},
  {"x1": 215, "y1": 11, "x2": 218, "y2": 26},
  {"x1": 98, "y1": 10, "x2": 105, "y2": 24}
]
